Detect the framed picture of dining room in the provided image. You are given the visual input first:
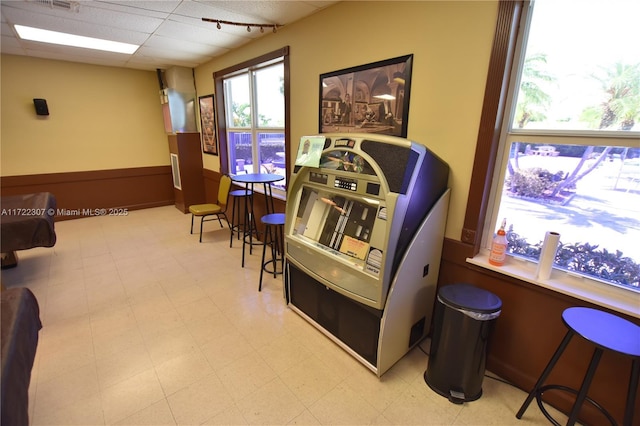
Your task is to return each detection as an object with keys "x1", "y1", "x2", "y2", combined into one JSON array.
[
  {"x1": 199, "y1": 94, "x2": 218, "y2": 155},
  {"x1": 319, "y1": 54, "x2": 413, "y2": 138}
]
